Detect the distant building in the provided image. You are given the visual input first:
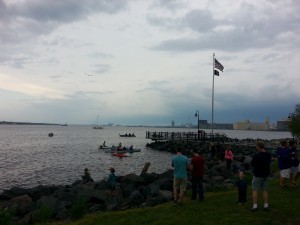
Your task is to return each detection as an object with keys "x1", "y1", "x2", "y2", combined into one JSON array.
[
  {"x1": 197, "y1": 119, "x2": 233, "y2": 130},
  {"x1": 171, "y1": 120, "x2": 175, "y2": 127},
  {"x1": 233, "y1": 117, "x2": 270, "y2": 131},
  {"x1": 277, "y1": 120, "x2": 289, "y2": 131}
]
